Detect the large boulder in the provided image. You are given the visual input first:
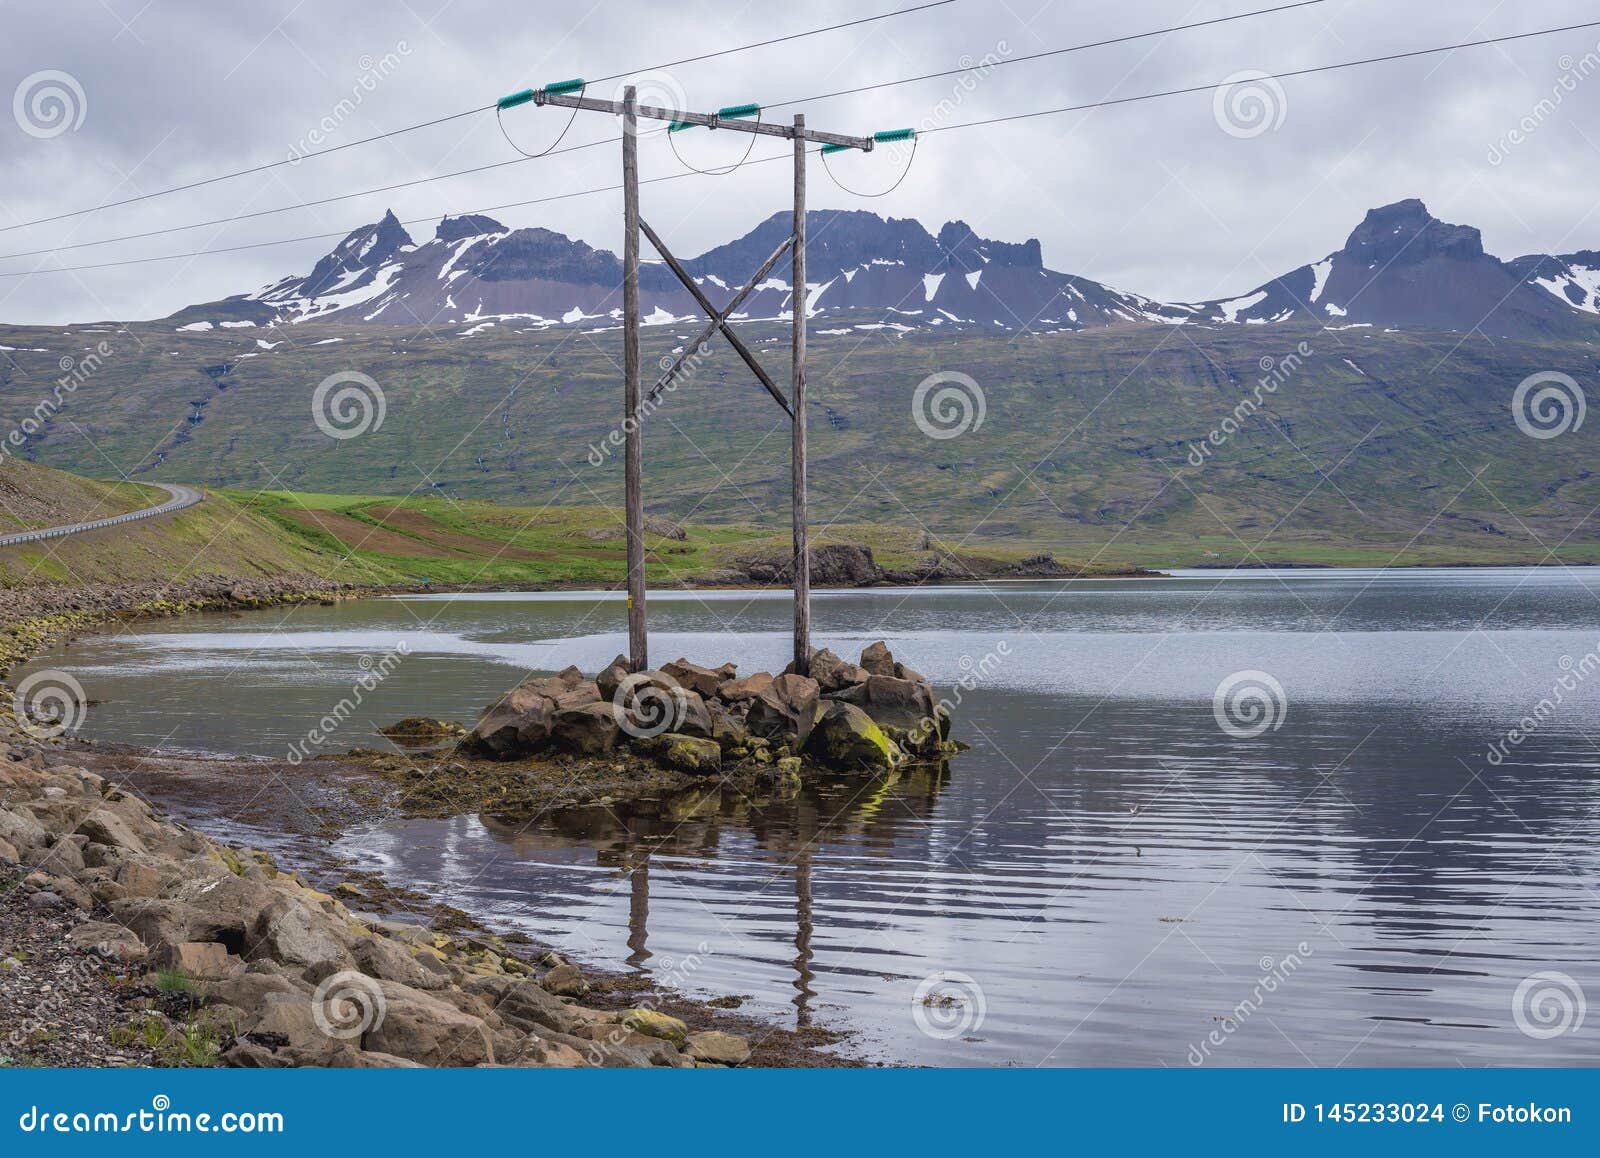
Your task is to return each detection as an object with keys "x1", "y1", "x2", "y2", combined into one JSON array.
[
  {"x1": 67, "y1": 920, "x2": 148, "y2": 964},
  {"x1": 706, "y1": 699, "x2": 750, "y2": 753},
  {"x1": 246, "y1": 894, "x2": 353, "y2": 978},
  {"x1": 465, "y1": 668, "x2": 598, "y2": 760},
  {"x1": 551, "y1": 702, "x2": 622, "y2": 755},
  {"x1": 686, "y1": 1030, "x2": 751, "y2": 1065},
  {"x1": 611, "y1": 671, "x2": 711, "y2": 741},
  {"x1": 596, "y1": 654, "x2": 630, "y2": 701},
  {"x1": 806, "y1": 702, "x2": 896, "y2": 771},
  {"x1": 74, "y1": 809, "x2": 147, "y2": 854},
  {"x1": 660, "y1": 658, "x2": 723, "y2": 699},
  {"x1": 362, "y1": 979, "x2": 495, "y2": 1066},
  {"x1": 744, "y1": 674, "x2": 821, "y2": 748},
  {"x1": 652, "y1": 734, "x2": 722, "y2": 776},
  {"x1": 802, "y1": 648, "x2": 870, "y2": 692},
  {"x1": 859, "y1": 640, "x2": 897, "y2": 677},
  {"x1": 832, "y1": 674, "x2": 948, "y2": 753},
  {"x1": 0, "y1": 808, "x2": 48, "y2": 853},
  {"x1": 465, "y1": 974, "x2": 584, "y2": 1035},
  {"x1": 716, "y1": 671, "x2": 774, "y2": 703}
]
